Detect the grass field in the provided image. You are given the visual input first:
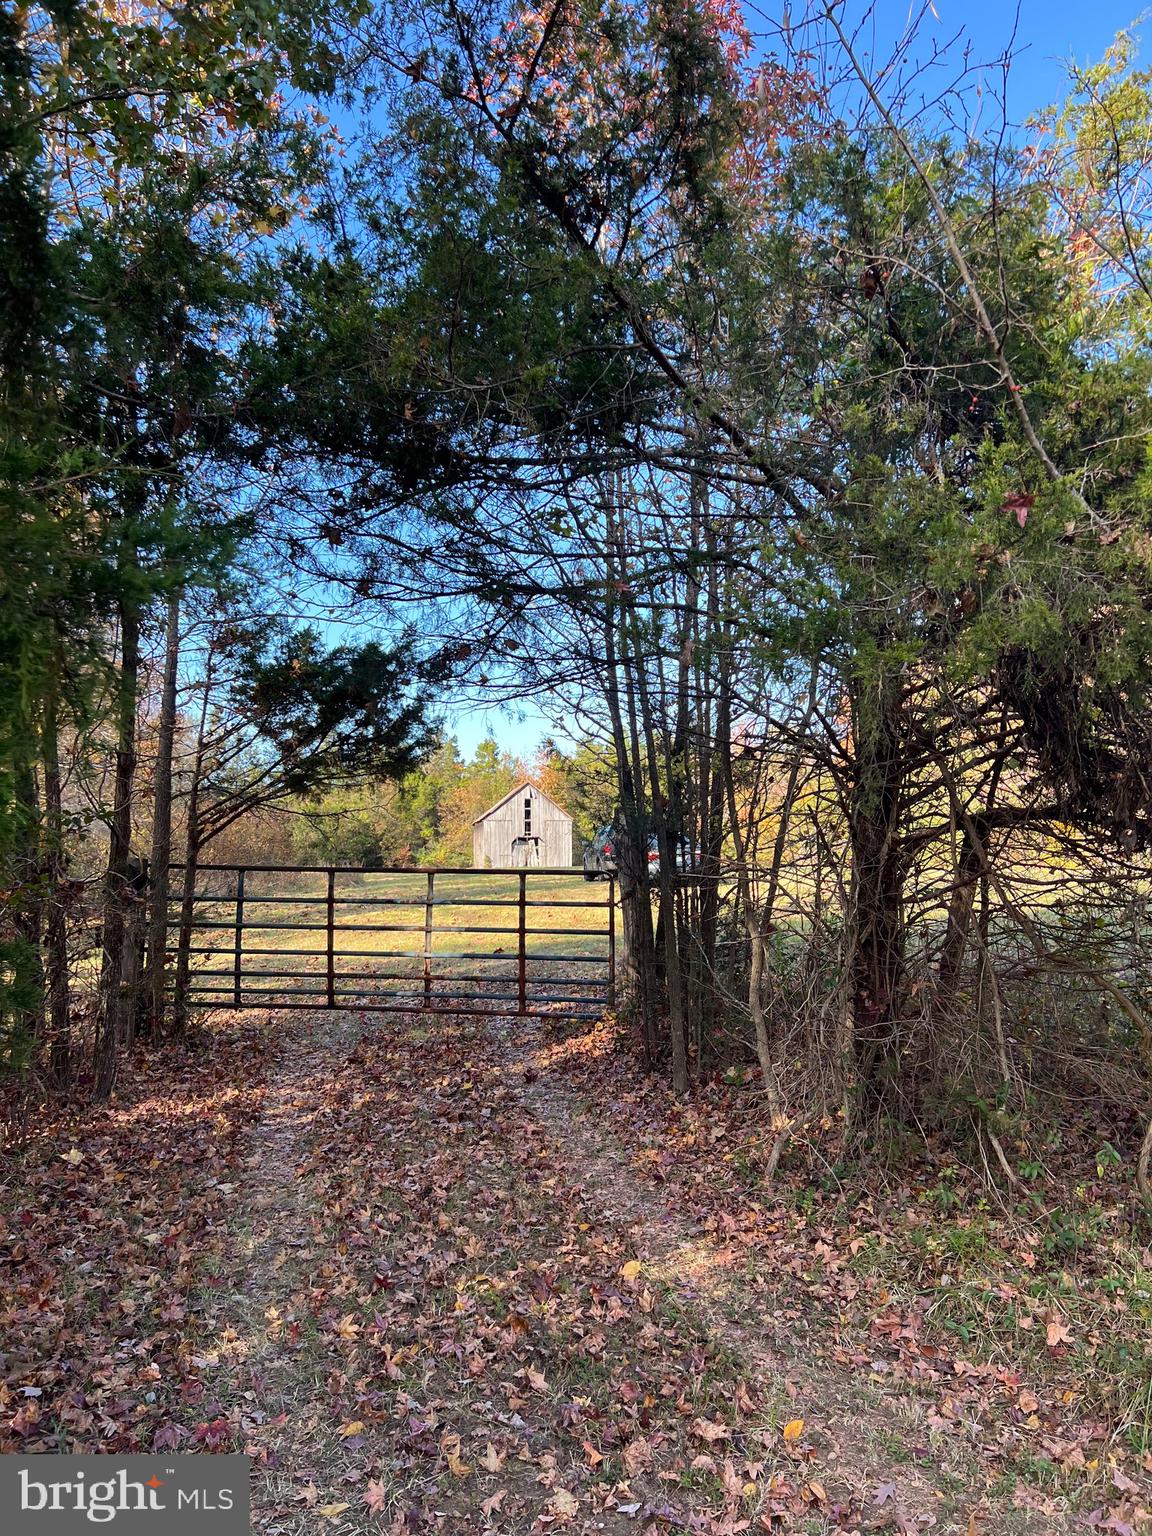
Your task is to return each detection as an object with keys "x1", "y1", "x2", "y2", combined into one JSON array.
[{"x1": 178, "y1": 867, "x2": 617, "y2": 1014}]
